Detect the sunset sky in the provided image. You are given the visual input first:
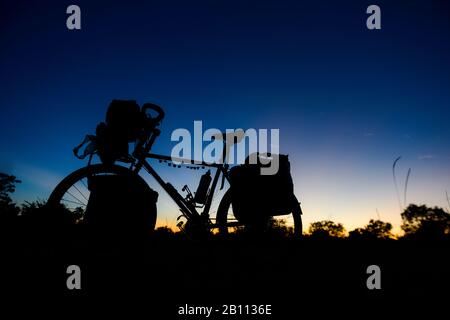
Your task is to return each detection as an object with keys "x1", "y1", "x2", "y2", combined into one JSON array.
[{"x1": 1, "y1": 0, "x2": 450, "y2": 234}]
